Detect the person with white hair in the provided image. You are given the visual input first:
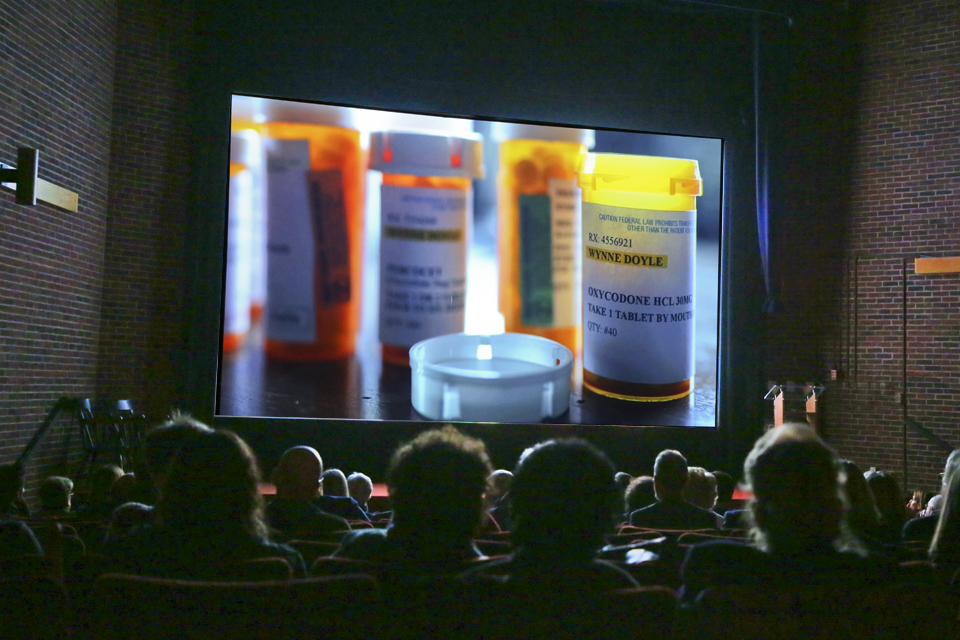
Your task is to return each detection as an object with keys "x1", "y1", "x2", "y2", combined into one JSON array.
[
  {"x1": 903, "y1": 449, "x2": 960, "y2": 543},
  {"x1": 681, "y1": 424, "x2": 892, "y2": 601},
  {"x1": 347, "y1": 472, "x2": 373, "y2": 513}
]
